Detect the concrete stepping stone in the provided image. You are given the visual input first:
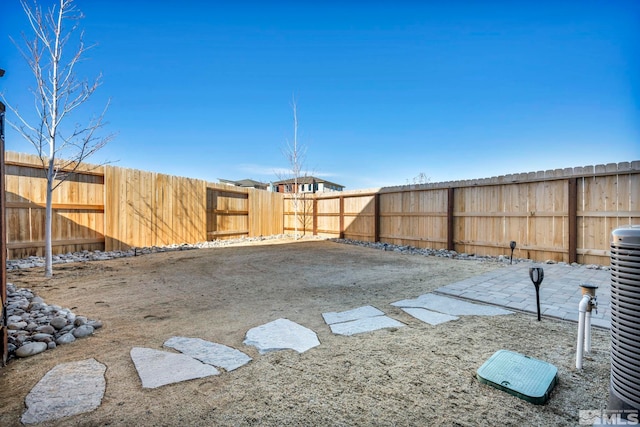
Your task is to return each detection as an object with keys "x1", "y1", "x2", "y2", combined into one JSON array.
[
  {"x1": 399, "y1": 307, "x2": 459, "y2": 325},
  {"x1": 322, "y1": 305, "x2": 385, "y2": 325},
  {"x1": 130, "y1": 347, "x2": 219, "y2": 389},
  {"x1": 164, "y1": 336, "x2": 252, "y2": 372},
  {"x1": 21, "y1": 358, "x2": 106, "y2": 425},
  {"x1": 322, "y1": 305, "x2": 405, "y2": 336},
  {"x1": 243, "y1": 318, "x2": 320, "y2": 354},
  {"x1": 392, "y1": 293, "x2": 513, "y2": 316},
  {"x1": 328, "y1": 315, "x2": 405, "y2": 336}
]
